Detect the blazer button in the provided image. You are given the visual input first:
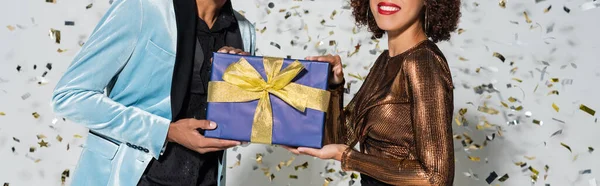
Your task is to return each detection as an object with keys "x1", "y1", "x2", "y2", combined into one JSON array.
[{"x1": 143, "y1": 149, "x2": 149, "y2": 153}]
